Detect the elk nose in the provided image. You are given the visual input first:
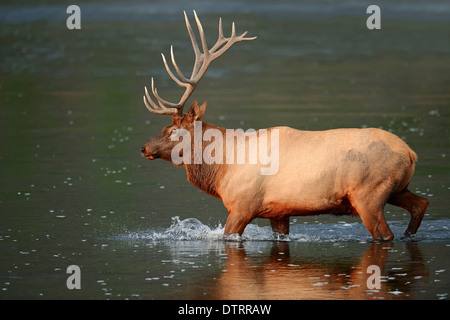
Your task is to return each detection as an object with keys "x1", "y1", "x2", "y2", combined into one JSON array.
[{"x1": 141, "y1": 146, "x2": 146, "y2": 154}]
